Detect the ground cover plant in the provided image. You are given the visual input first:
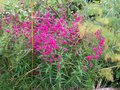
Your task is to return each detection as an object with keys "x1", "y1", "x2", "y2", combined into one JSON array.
[{"x1": 0, "y1": 0, "x2": 120, "y2": 90}]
